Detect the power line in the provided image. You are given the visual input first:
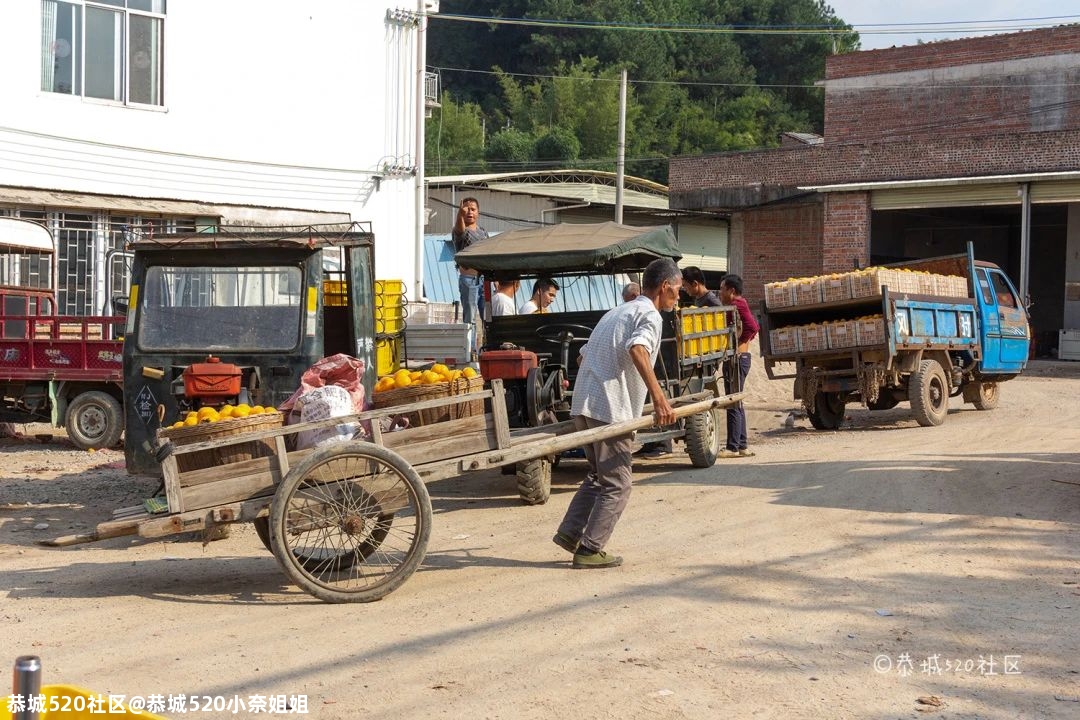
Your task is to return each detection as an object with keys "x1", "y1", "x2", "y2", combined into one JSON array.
[
  {"x1": 431, "y1": 64, "x2": 1080, "y2": 91},
  {"x1": 431, "y1": 12, "x2": 1080, "y2": 37}
]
